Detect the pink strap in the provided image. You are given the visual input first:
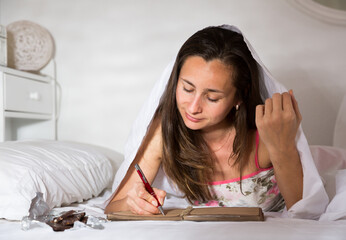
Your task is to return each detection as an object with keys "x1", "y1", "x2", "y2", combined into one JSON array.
[
  {"x1": 255, "y1": 130, "x2": 260, "y2": 169},
  {"x1": 255, "y1": 131, "x2": 273, "y2": 171}
]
